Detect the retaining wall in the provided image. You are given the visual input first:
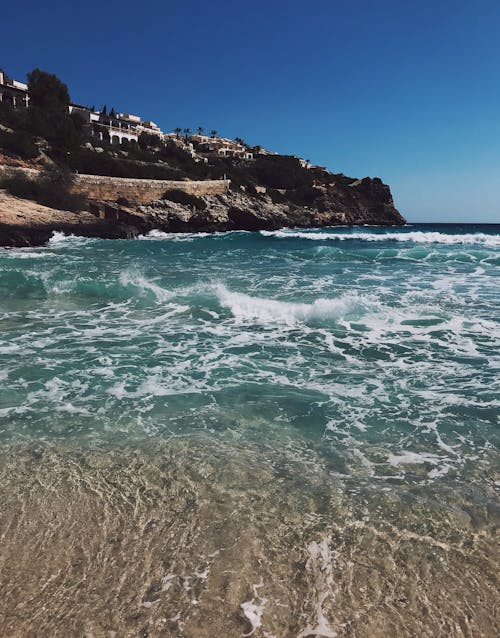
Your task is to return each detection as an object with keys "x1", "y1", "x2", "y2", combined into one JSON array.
[
  {"x1": 0, "y1": 166, "x2": 230, "y2": 204},
  {"x1": 71, "y1": 174, "x2": 230, "y2": 204}
]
